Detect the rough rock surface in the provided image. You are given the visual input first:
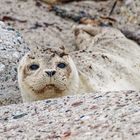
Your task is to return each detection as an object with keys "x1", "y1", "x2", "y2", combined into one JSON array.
[
  {"x1": 0, "y1": 90, "x2": 140, "y2": 139},
  {"x1": 0, "y1": 0, "x2": 77, "y2": 52},
  {"x1": 0, "y1": 0, "x2": 139, "y2": 51},
  {"x1": 0, "y1": 0, "x2": 139, "y2": 105},
  {"x1": 0, "y1": 22, "x2": 27, "y2": 106}
]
